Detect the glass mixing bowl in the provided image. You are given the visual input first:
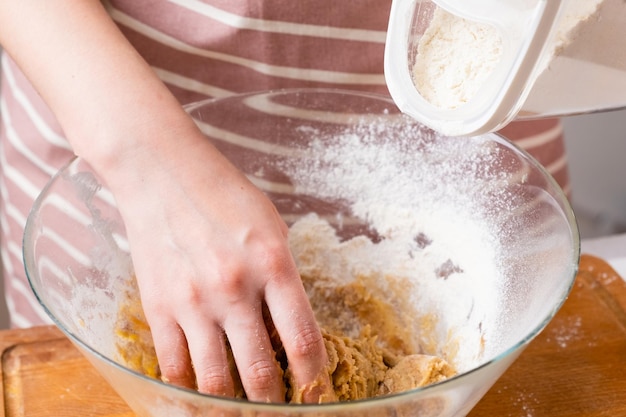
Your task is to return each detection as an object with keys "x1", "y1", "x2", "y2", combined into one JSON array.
[{"x1": 23, "y1": 88, "x2": 579, "y2": 417}]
